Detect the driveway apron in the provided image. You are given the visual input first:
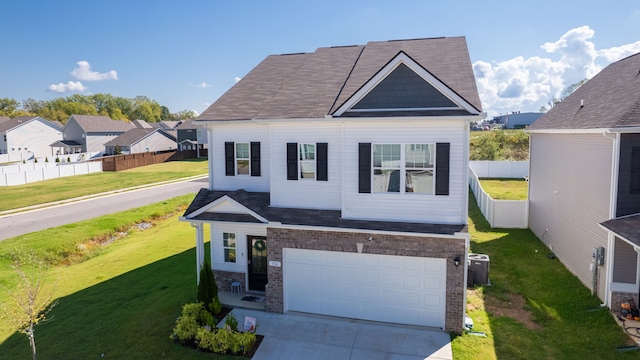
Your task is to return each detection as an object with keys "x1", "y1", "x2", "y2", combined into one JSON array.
[{"x1": 222, "y1": 308, "x2": 453, "y2": 360}]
